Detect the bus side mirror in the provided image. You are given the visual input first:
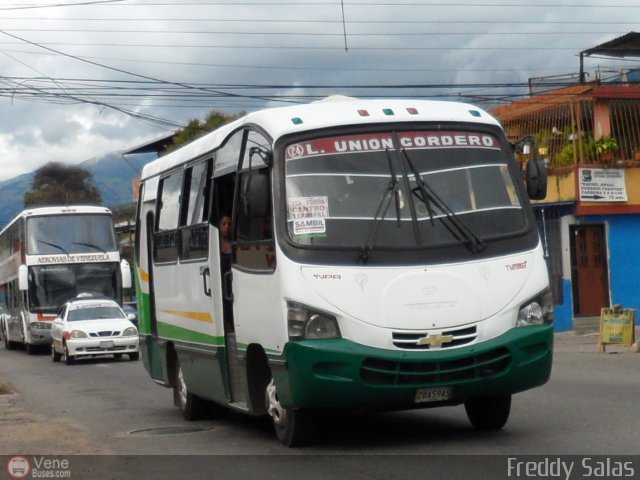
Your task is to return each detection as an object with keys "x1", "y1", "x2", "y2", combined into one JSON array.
[
  {"x1": 18, "y1": 265, "x2": 28, "y2": 291},
  {"x1": 121, "y1": 259, "x2": 132, "y2": 289},
  {"x1": 241, "y1": 170, "x2": 270, "y2": 218},
  {"x1": 526, "y1": 158, "x2": 547, "y2": 200}
]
